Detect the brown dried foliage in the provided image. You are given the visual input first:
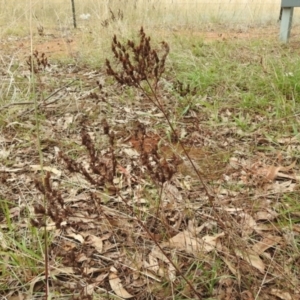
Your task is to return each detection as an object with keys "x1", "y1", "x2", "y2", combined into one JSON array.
[
  {"x1": 106, "y1": 27, "x2": 169, "y2": 90},
  {"x1": 33, "y1": 172, "x2": 70, "y2": 229},
  {"x1": 31, "y1": 28, "x2": 205, "y2": 299},
  {"x1": 26, "y1": 50, "x2": 50, "y2": 74}
]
